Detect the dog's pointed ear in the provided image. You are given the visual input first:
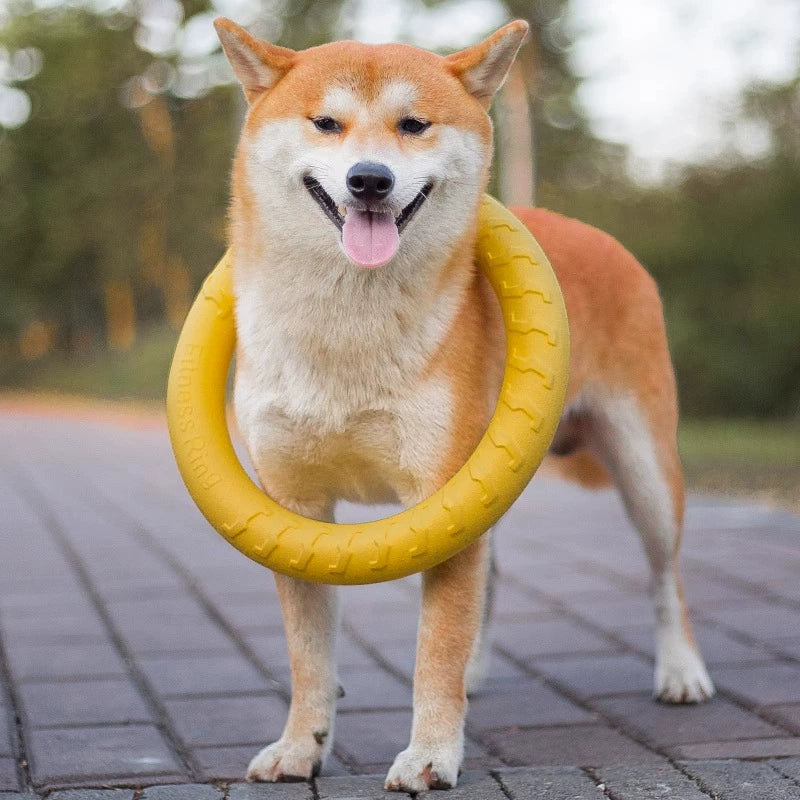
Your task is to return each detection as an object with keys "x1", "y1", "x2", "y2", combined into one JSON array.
[
  {"x1": 445, "y1": 20, "x2": 529, "y2": 109},
  {"x1": 214, "y1": 18, "x2": 296, "y2": 104}
]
